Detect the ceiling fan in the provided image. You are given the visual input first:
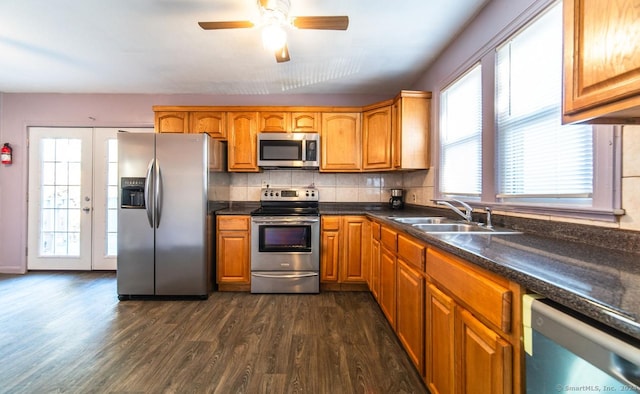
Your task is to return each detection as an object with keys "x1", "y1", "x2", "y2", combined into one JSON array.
[{"x1": 198, "y1": 0, "x2": 349, "y2": 63}]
